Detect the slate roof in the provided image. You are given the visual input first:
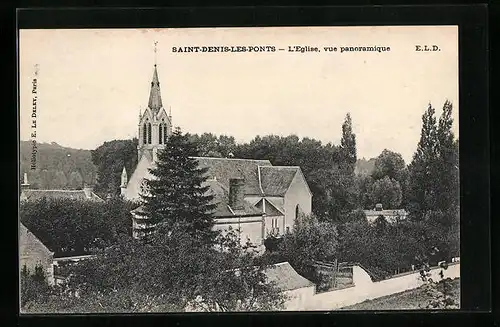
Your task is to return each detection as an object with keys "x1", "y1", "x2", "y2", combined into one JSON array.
[
  {"x1": 259, "y1": 166, "x2": 299, "y2": 196},
  {"x1": 263, "y1": 262, "x2": 315, "y2": 291},
  {"x1": 130, "y1": 179, "x2": 263, "y2": 219},
  {"x1": 193, "y1": 157, "x2": 272, "y2": 196},
  {"x1": 20, "y1": 189, "x2": 104, "y2": 202},
  {"x1": 204, "y1": 179, "x2": 263, "y2": 217}
]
